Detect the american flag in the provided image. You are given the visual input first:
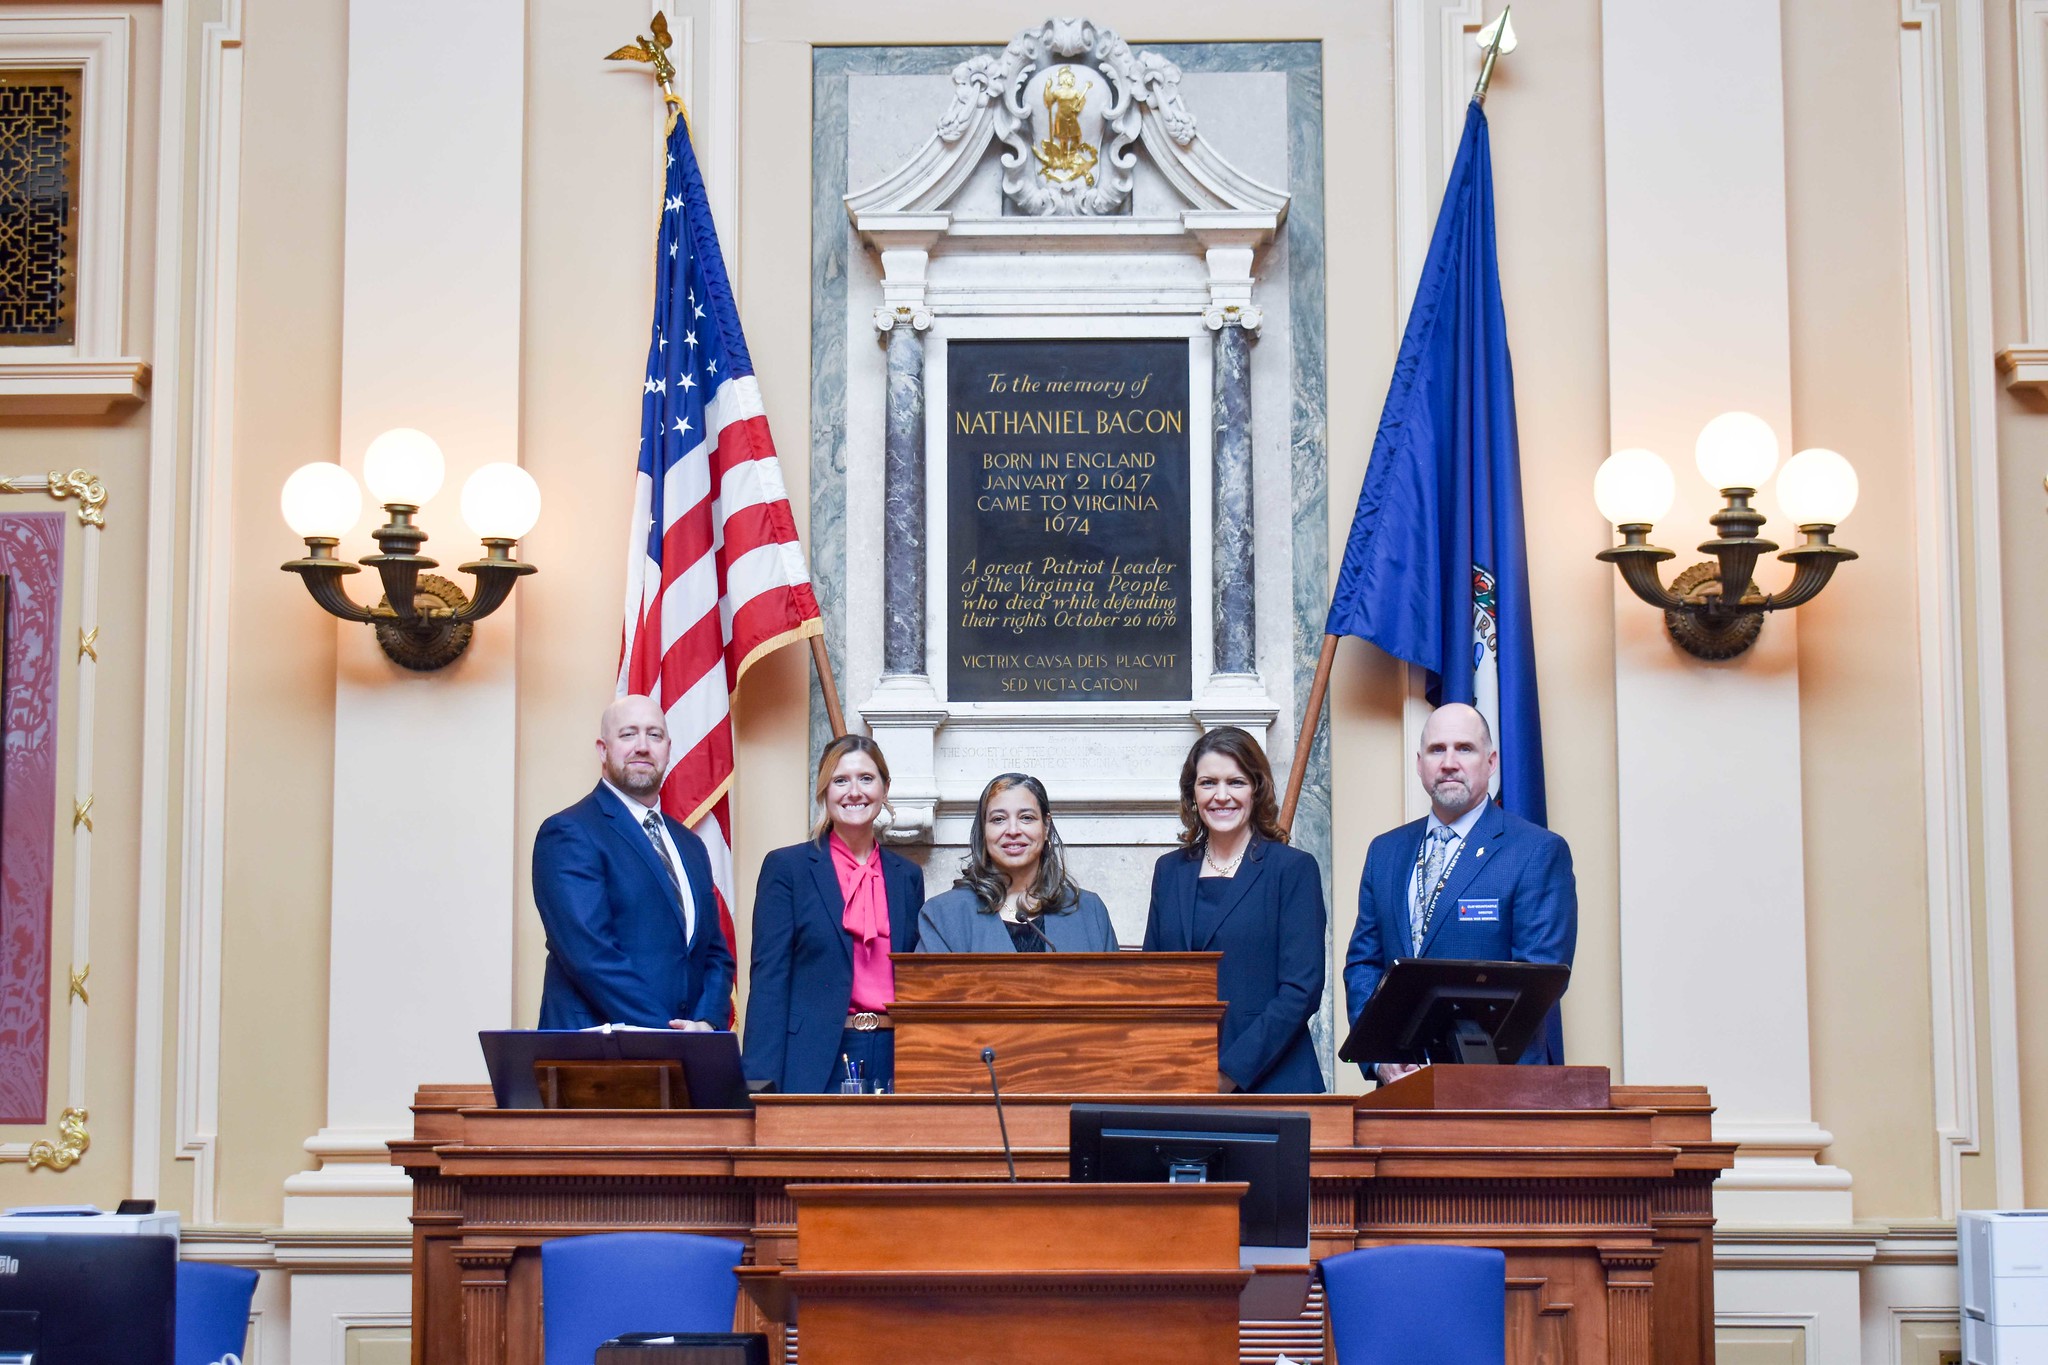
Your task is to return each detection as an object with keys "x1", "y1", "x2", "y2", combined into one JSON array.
[{"x1": 618, "y1": 113, "x2": 823, "y2": 962}]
